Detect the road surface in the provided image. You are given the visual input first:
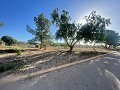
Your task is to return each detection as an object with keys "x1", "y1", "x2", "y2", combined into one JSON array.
[{"x1": 0, "y1": 52, "x2": 120, "y2": 90}]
